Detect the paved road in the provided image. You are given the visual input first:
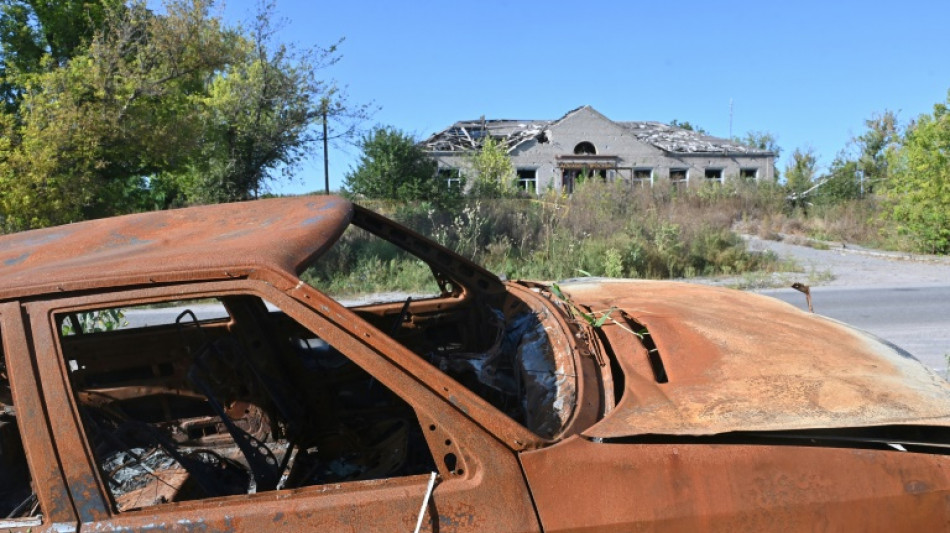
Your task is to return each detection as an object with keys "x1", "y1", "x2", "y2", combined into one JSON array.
[{"x1": 760, "y1": 284, "x2": 950, "y2": 375}]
